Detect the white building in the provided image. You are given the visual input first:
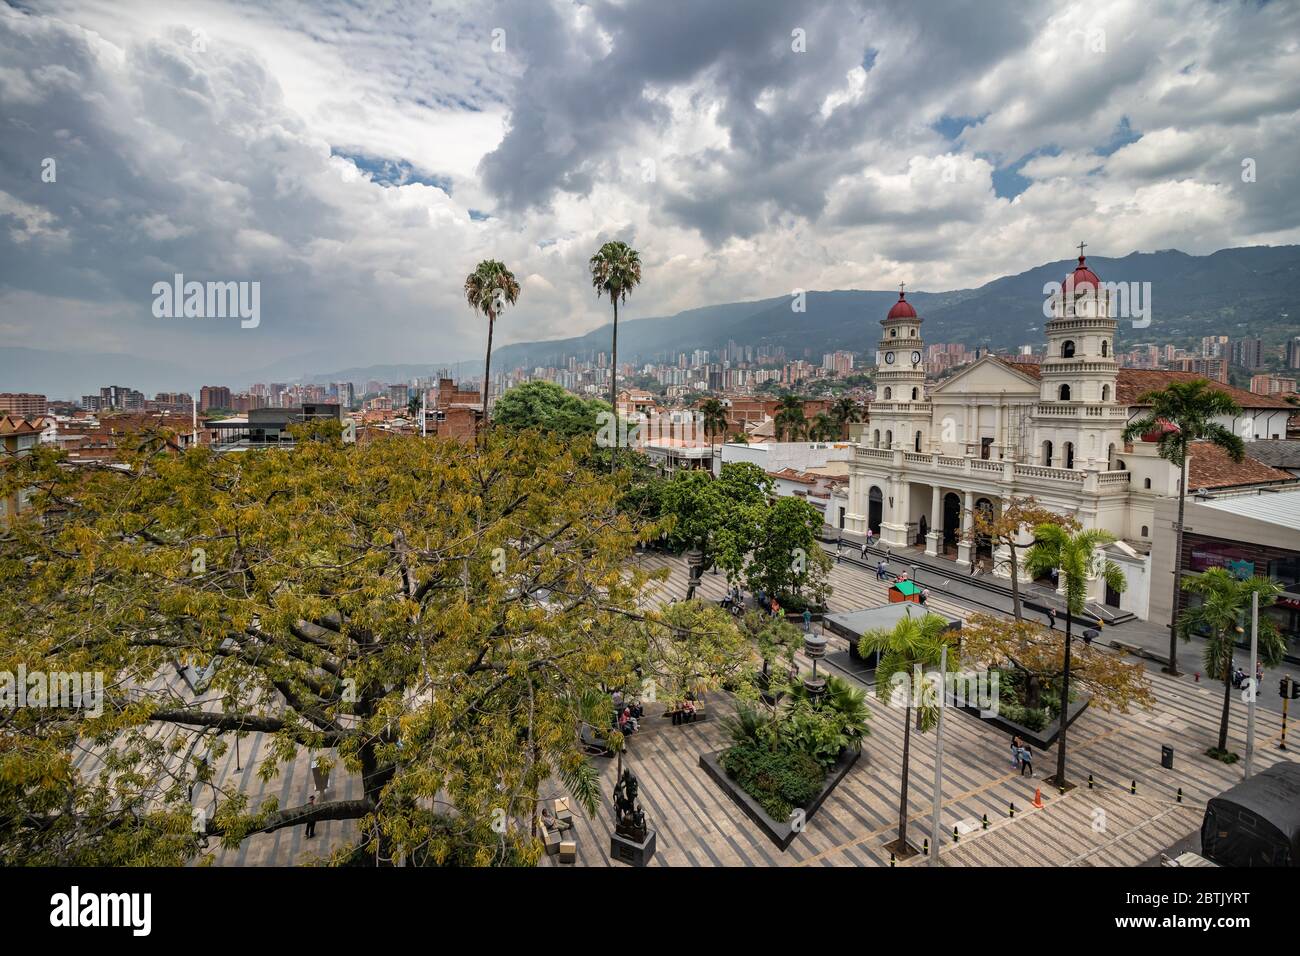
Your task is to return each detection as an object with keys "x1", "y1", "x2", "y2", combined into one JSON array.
[{"x1": 845, "y1": 252, "x2": 1296, "y2": 619}]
